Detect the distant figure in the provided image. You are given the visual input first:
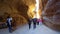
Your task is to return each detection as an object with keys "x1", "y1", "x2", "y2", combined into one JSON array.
[
  {"x1": 6, "y1": 16, "x2": 12, "y2": 33},
  {"x1": 28, "y1": 18, "x2": 32, "y2": 29},
  {"x1": 37, "y1": 19, "x2": 39, "y2": 25},
  {"x1": 37, "y1": 19, "x2": 42, "y2": 25},
  {"x1": 32, "y1": 18, "x2": 37, "y2": 29}
]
